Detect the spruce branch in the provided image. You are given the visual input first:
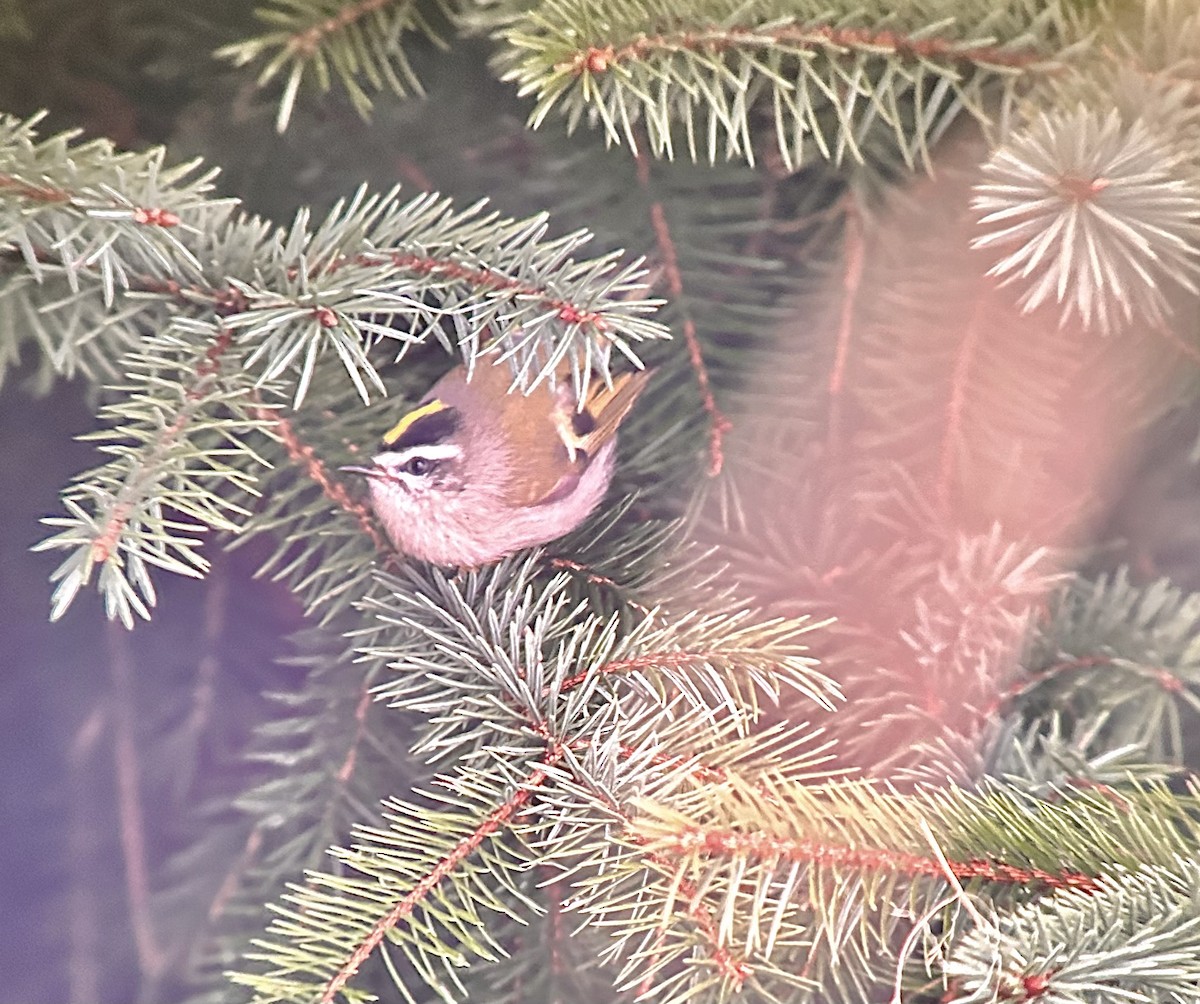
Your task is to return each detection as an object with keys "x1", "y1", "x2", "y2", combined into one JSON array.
[
  {"x1": 161, "y1": 623, "x2": 421, "y2": 1000},
  {"x1": 215, "y1": 186, "x2": 670, "y2": 407},
  {"x1": 106, "y1": 620, "x2": 169, "y2": 983},
  {"x1": 618, "y1": 775, "x2": 1200, "y2": 1001},
  {"x1": 234, "y1": 538, "x2": 839, "y2": 1002},
  {"x1": 634, "y1": 143, "x2": 730, "y2": 476},
  {"x1": 972, "y1": 104, "x2": 1200, "y2": 335},
  {"x1": 0, "y1": 112, "x2": 229, "y2": 294},
  {"x1": 499, "y1": 0, "x2": 1068, "y2": 169},
  {"x1": 234, "y1": 393, "x2": 400, "y2": 623},
  {"x1": 232, "y1": 745, "x2": 564, "y2": 1004},
  {"x1": 984, "y1": 570, "x2": 1200, "y2": 779},
  {"x1": 218, "y1": 0, "x2": 451, "y2": 133},
  {"x1": 364, "y1": 556, "x2": 837, "y2": 766},
  {"x1": 33, "y1": 325, "x2": 272, "y2": 627},
  {"x1": 2, "y1": 115, "x2": 670, "y2": 408},
  {"x1": 945, "y1": 857, "x2": 1200, "y2": 1003}
]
